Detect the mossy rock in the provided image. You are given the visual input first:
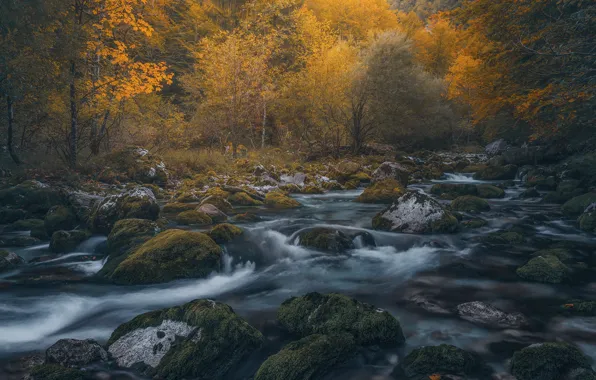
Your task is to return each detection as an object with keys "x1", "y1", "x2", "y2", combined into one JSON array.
[
  {"x1": 349, "y1": 172, "x2": 371, "y2": 183},
  {"x1": 0, "y1": 235, "x2": 40, "y2": 247},
  {"x1": 430, "y1": 184, "x2": 478, "y2": 198},
  {"x1": 227, "y1": 192, "x2": 263, "y2": 206},
  {"x1": 105, "y1": 229, "x2": 221, "y2": 285},
  {"x1": 0, "y1": 207, "x2": 27, "y2": 224},
  {"x1": 4, "y1": 218, "x2": 44, "y2": 232},
  {"x1": 107, "y1": 299, "x2": 263, "y2": 380},
  {"x1": 103, "y1": 146, "x2": 168, "y2": 185},
  {"x1": 562, "y1": 193, "x2": 596, "y2": 217},
  {"x1": 208, "y1": 223, "x2": 243, "y2": 244},
  {"x1": 279, "y1": 183, "x2": 302, "y2": 193},
  {"x1": 451, "y1": 196, "x2": 490, "y2": 213},
  {"x1": 0, "y1": 180, "x2": 65, "y2": 216},
  {"x1": 107, "y1": 219, "x2": 160, "y2": 254},
  {"x1": 175, "y1": 191, "x2": 200, "y2": 203},
  {"x1": 200, "y1": 196, "x2": 233, "y2": 214},
  {"x1": 29, "y1": 364, "x2": 90, "y2": 380},
  {"x1": 297, "y1": 228, "x2": 355, "y2": 253},
  {"x1": 174, "y1": 210, "x2": 212, "y2": 226},
  {"x1": 0, "y1": 250, "x2": 24, "y2": 272},
  {"x1": 278, "y1": 292, "x2": 404, "y2": 346},
  {"x1": 510, "y1": 342, "x2": 595, "y2": 380},
  {"x1": 461, "y1": 164, "x2": 488, "y2": 173},
  {"x1": 531, "y1": 248, "x2": 572, "y2": 261},
  {"x1": 461, "y1": 218, "x2": 487, "y2": 229},
  {"x1": 560, "y1": 300, "x2": 596, "y2": 316},
  {"x1": 300, "y1": 185, "x2": 325, "y2": 195},
  {"x1": 233, "y1": 213, "x2": 261, "y2": 222},
  {"x1": 49, "y1": 230, "x2": 91, "y2": 253},
  {"x1": 516, "y1": 255, "x2": 570, "y2": 284},
  {"x1": 44, "y1": 205, "x2": 77, "y2": 235},
  {"x1": 162, "y1": 202, "x2": 196, "y2": 214},
  {"x1": 473, "y1": 165, "x2": 518, "y2": 180},
  {"x1": 579, "y1": 210, "x2": 596, "y2": 233},
  {"x1": 476, "y1": 184, "x2": 505, "y2": 198},
  {"x1": 255, "y1": 334, "x2": 356, "y2": 380},
  {"x1": 264, "y1": 191, "x2": 301, "y2": 209},
  {"x1": 355, "y1": 179, "x2": 405, "y2": 204},
  {"x1": 484, "y1": 231, "x2": 524, "y2": 245},
  {"x1": 343, "y1": 179, "x2": 361, "y2": 190},
  {"x1": 321, "y1": 181, "x2": 344, "y2": 191},
  {"x1": 394, "y1": 344, "x2": 491, "y2": 379}
]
